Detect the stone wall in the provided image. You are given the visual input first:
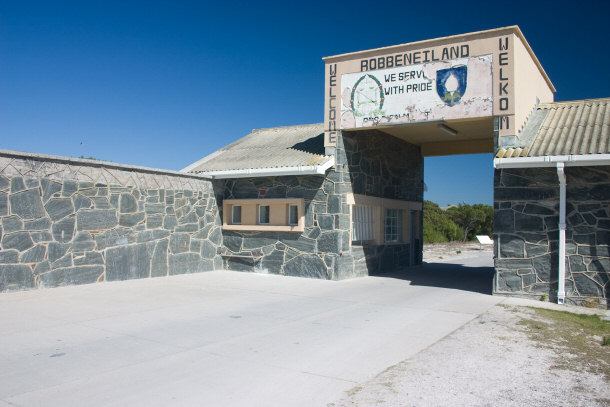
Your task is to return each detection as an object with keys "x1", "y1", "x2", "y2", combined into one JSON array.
[
  {"x1": 343, "y1": 130, "x2": 424, "y2": 274},
  {"x1": 565, "y1": 166, "x2": 610, "y2": 305},
  {"x1": 217, "y1": 175, "x2": 343, "y2": 279},
  {"x1": 216, "y1": 131, "x2": 423, "y2": 280},
  {"x1": 343, "y1": 129, "x2": 424, "y2": 201},
  {"x1": 0, "y1": 151, "x2": 222, "y2": 291},
  {"x1": 494, "y1": 166, "x2": 610, "y2": 306}
]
